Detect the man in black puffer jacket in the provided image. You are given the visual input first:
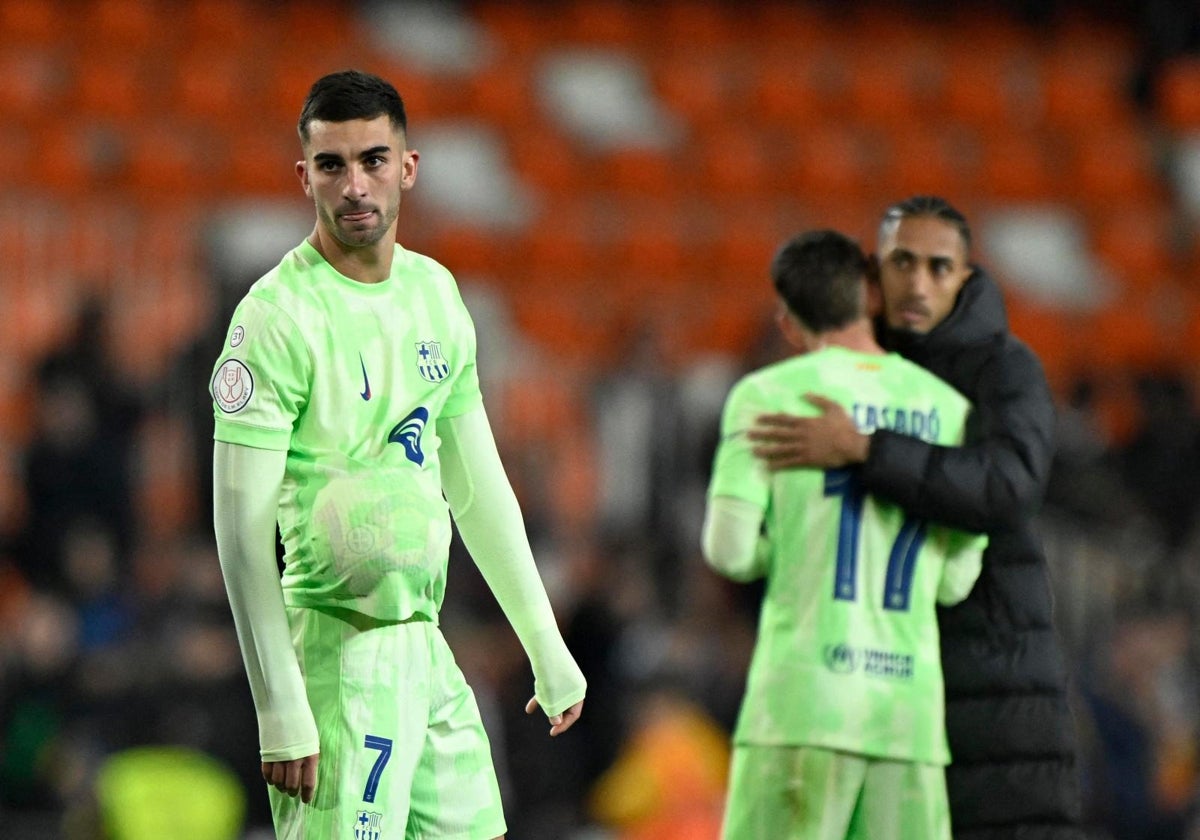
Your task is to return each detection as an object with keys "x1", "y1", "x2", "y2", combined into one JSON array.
[{"x1": 749, "y1": 196, "x2": 1084, "y2": 838}]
